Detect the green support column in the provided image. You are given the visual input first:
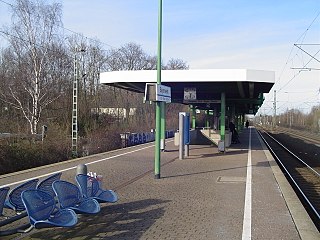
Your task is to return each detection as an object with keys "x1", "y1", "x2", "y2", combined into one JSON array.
[
  {"x1": 238, "y1": 115, "x2": 242, "y2": 132},
  {"x1": 190, "y1": 105, "x2": 196, "y2": 129},
  {"x1": 242, "y1": 114, "x2": 245, "y2": 131},
  {"x1": 231, "y1": 105, "x2": 235, "y2": 123},
  {"x1": 238, "y1": 114, "x2": 243, "y2": 132},
  {"x1": 236, "y1": 114, "x2": 240, "y2": 131},
  {"x1": 220, "y1": 92, "x2": 226, "y2": 141},
  {"x1": 155, "y1": 102, "x2": 161, "y2": 178},
  {"x1": 214, "y1": 106, "x2": 218, "y2": 130},
  {"x1": 206, "y1": 110, "x2": 210, "y2": 128},
  {"x1": 155, "y1": 0, "x2": 162, "y2": 179},
  {"x1": 160, "y1": 102, "x2": 166, "y2": 150}
]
